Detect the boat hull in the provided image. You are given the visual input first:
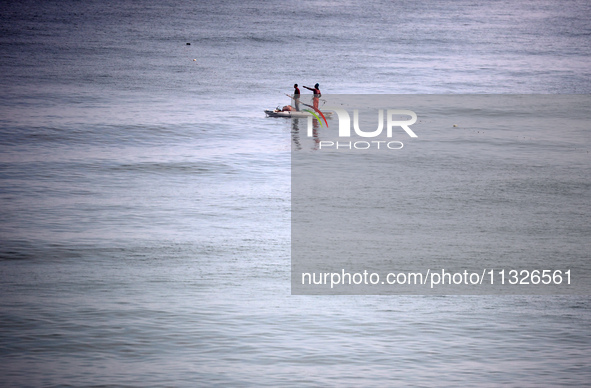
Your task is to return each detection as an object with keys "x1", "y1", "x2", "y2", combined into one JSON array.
[{"x1": 264, "y1": 109, "x2": 332, "y2": 118}]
